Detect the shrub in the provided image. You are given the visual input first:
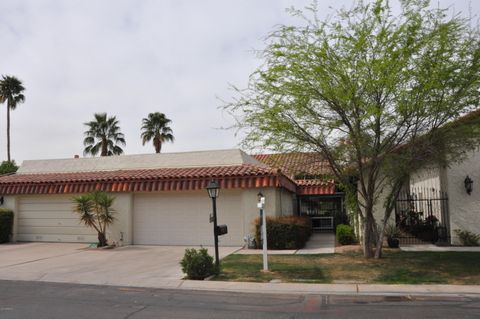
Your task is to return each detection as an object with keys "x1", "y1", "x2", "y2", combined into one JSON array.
[
  {"x1": 336, "y1": 224, "x2": 356, "y2": 245},
  {"x1": 254, "y1": 215, "x2": 312, "y2": 250},
  {"x1": 0, "y1": 209, "x2": 14, "y2": 243},
  {"x1": 0, "y1": 161, "x2": 18, "y2": 175},
  {"x1": 454, "y1": 229, "x2": 480, "y2": 246},
  {"x1": 180, "y1": 248, "x2": 216, "y2": 280}
]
